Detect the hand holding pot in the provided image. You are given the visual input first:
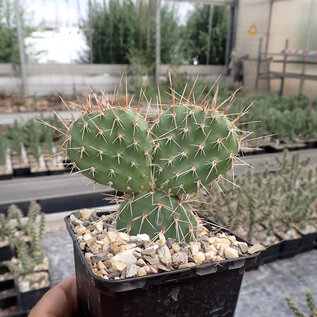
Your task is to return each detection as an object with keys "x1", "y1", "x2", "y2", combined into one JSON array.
[{"x1": 29, "y1": 276, "x2": 77, "y2": 317}]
